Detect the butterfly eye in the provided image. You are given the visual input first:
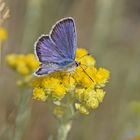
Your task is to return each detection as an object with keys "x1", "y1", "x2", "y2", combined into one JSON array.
[{"x1": 75, "y1": 61, "x2": 80, "y2": 67}]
